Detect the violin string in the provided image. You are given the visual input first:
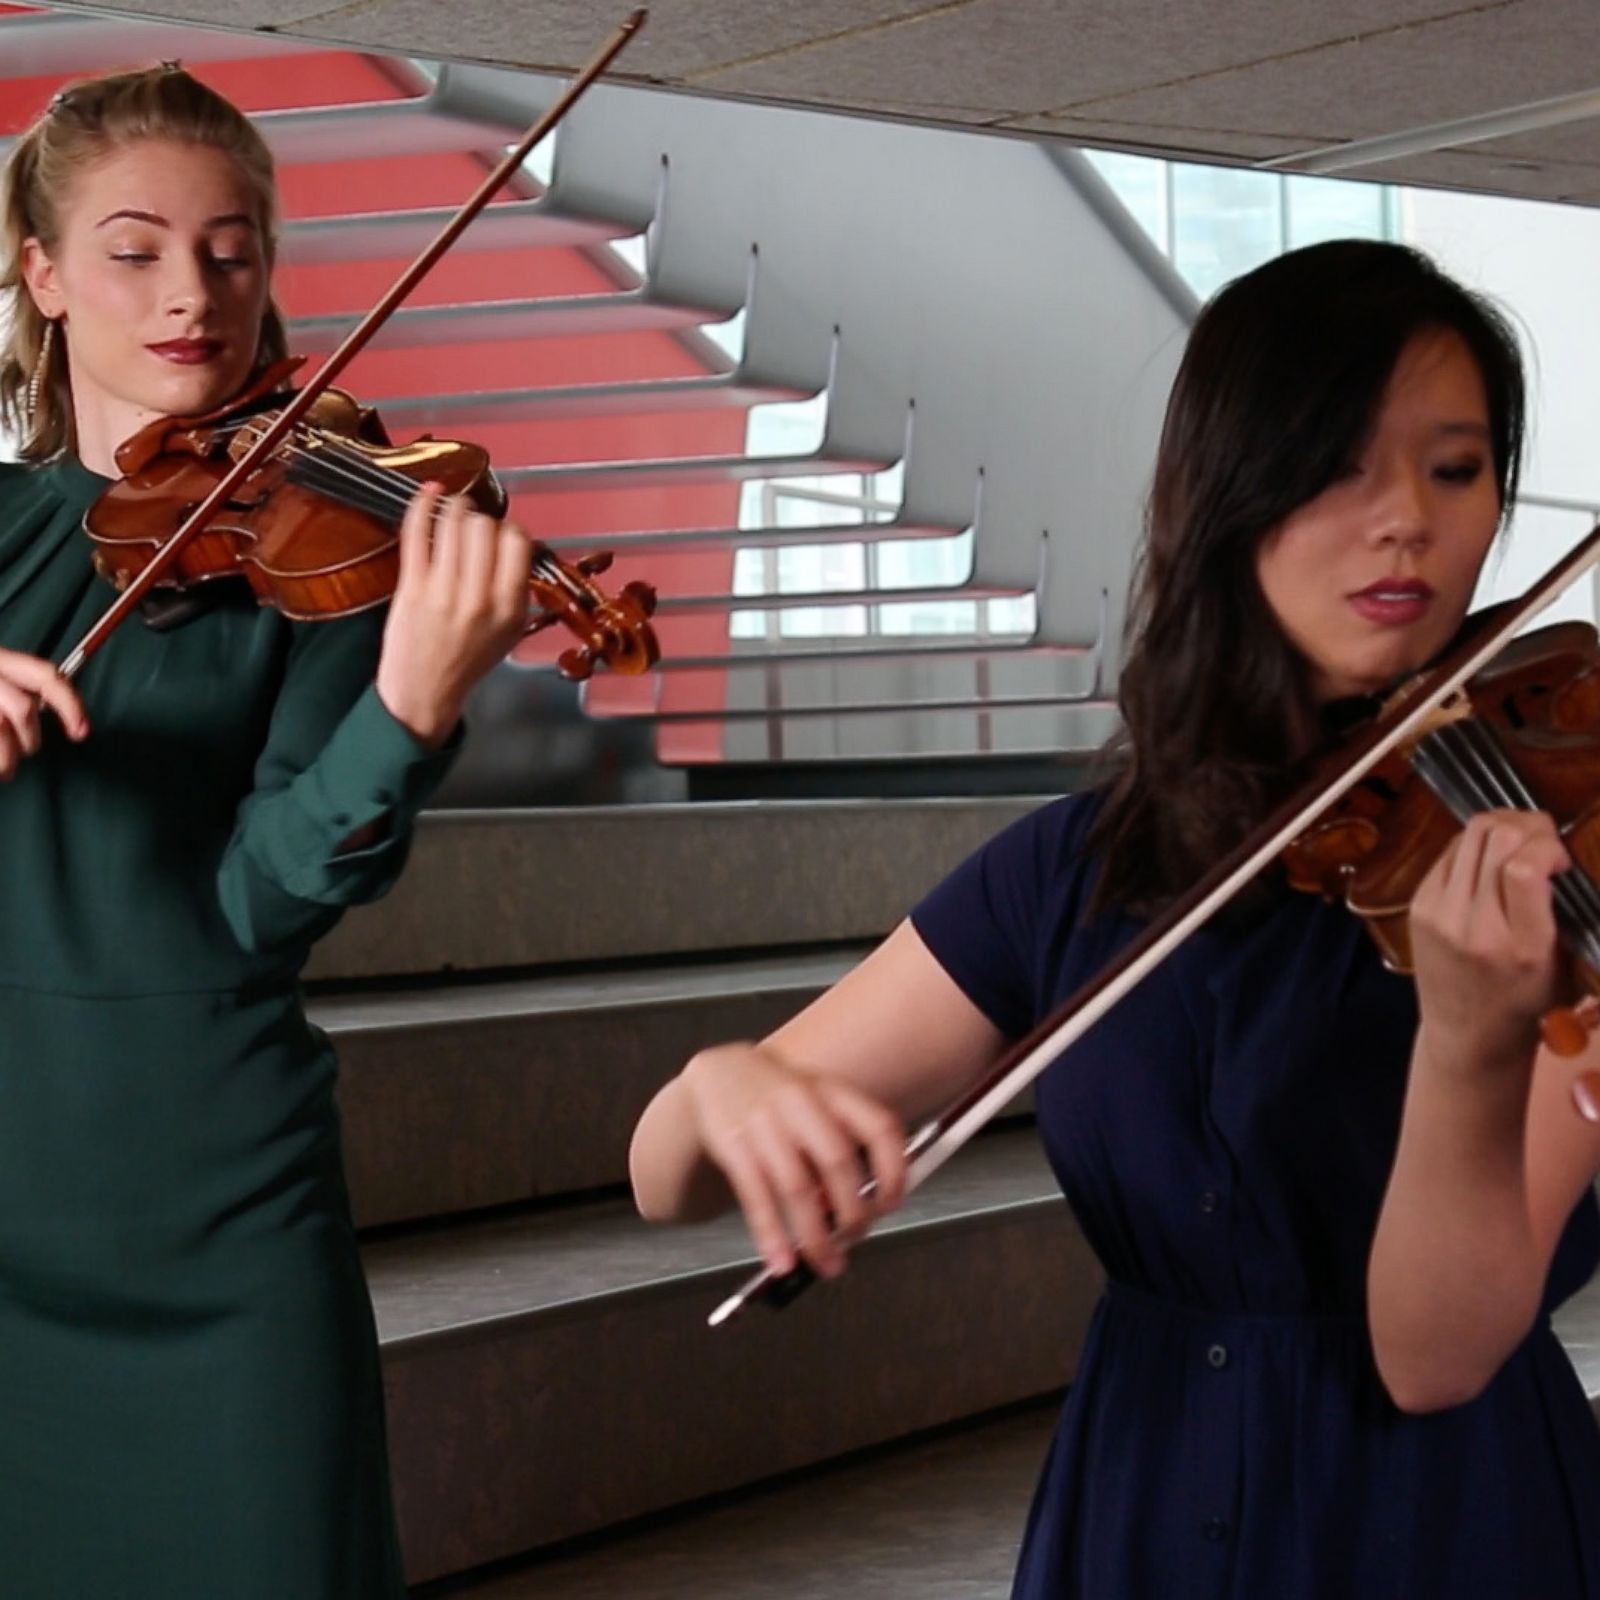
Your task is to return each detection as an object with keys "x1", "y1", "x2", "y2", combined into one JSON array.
[
  {"x1": 1460, "y1": 724, "x2": 1600, "y2": 947},
  {"x1": 1453, "y1": 718, "x2": 1600, "y2": 939},
  {"x1": 226, "y1": 415, "x2": 441, "y2": 523},
  {"x1": 1414, "y1": 723, "x2": 1600, "y2": 967},
  {"x1": 219, "y1": 419, "x2": 581, "y2": 613},
  {"x1": 298, "y1": 434, "x2": 584, "y2": 604},
  {"x1": 1411, "y1": 729, "x2": 1588, "y2": 948},
  {"x1": 1428, "y1": 723, "x2": 1600, "y2": 945},
  {"x1": 225, "y1": 420, "x2": 465, "y2": 546}
]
